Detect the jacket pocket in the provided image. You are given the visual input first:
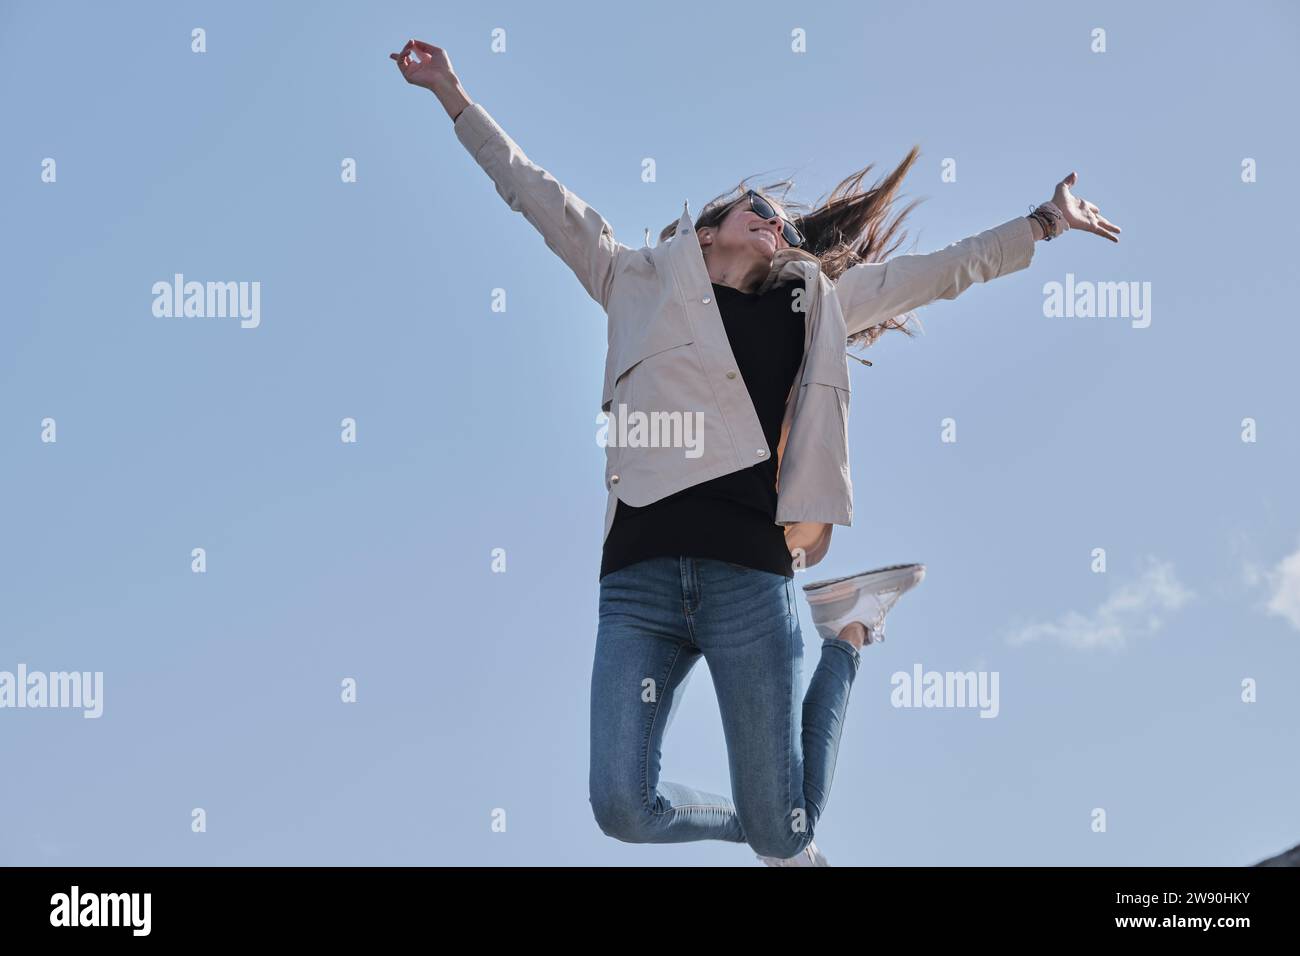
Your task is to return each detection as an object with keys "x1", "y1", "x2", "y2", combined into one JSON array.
[
  {"x1": 802, "y1": 347, "x2": 852, "y2": 394},
  {"x1": 614, "y1": 338, "x2": 694, "y2": 386},
  {"x1": 802, "y1": 359, "x2": 851, "y2": 447},
  {"x1": 601, "y1": 330, "x2": 698, "y2": 497},
  {"x1": 795, "y1": 375, "x2": 851, "y2": 469},
  {"x1": 602, "y1": 325, "x2": 696, "y2": 412}
]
